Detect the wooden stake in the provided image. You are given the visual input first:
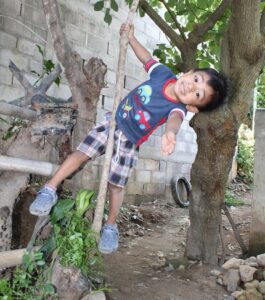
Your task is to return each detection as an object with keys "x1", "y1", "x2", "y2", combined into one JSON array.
[{"x1": 92, "y1": 0, "x2": 140, "y2": 233}]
